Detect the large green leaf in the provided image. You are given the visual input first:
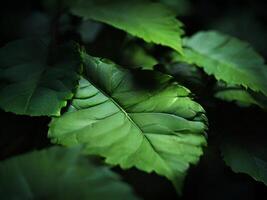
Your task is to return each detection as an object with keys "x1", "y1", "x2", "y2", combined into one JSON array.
[
  {"x1": 49, "y1": 52, "x2": 207, "y2": 193},
  {"x1": 0, "y1": 39, "x2": 80, "y2": 116},
  {"x1": 71, "y1": 0, "x2": 184, "y2": 54},
  {"x1": 182, "y1": 31, "x2": 267, "y2": 96},
  {"x1": 0, "y1": 146, "x2": 139, "y2": 200},
  {"x1": 221, "y1": 136, "x2": 267, "y2": 186}
]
